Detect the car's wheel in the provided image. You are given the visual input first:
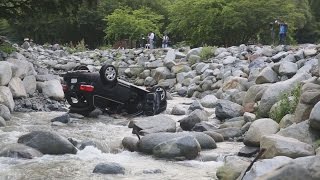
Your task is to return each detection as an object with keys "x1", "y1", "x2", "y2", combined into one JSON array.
[
  {"x1": 74, "y1": 65, "x2": 89, "y2": 71},
  {"x1": 100, "y1": 64, "x2": 118, "y2": 84}
]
